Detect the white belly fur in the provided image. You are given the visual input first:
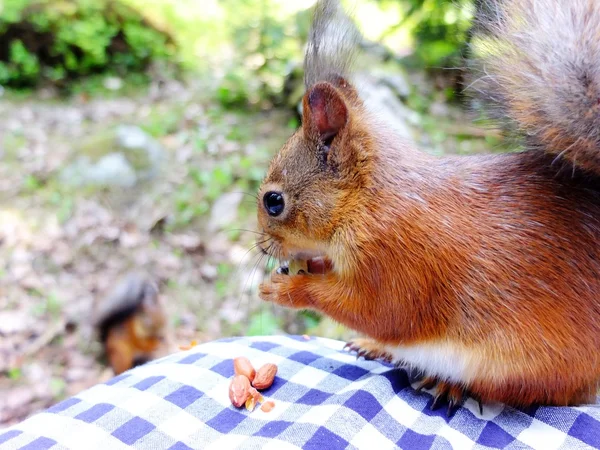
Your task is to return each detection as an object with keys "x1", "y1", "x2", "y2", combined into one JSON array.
[{"x1": 385, "y1": 342, "x2": 483, "y2": 385}]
